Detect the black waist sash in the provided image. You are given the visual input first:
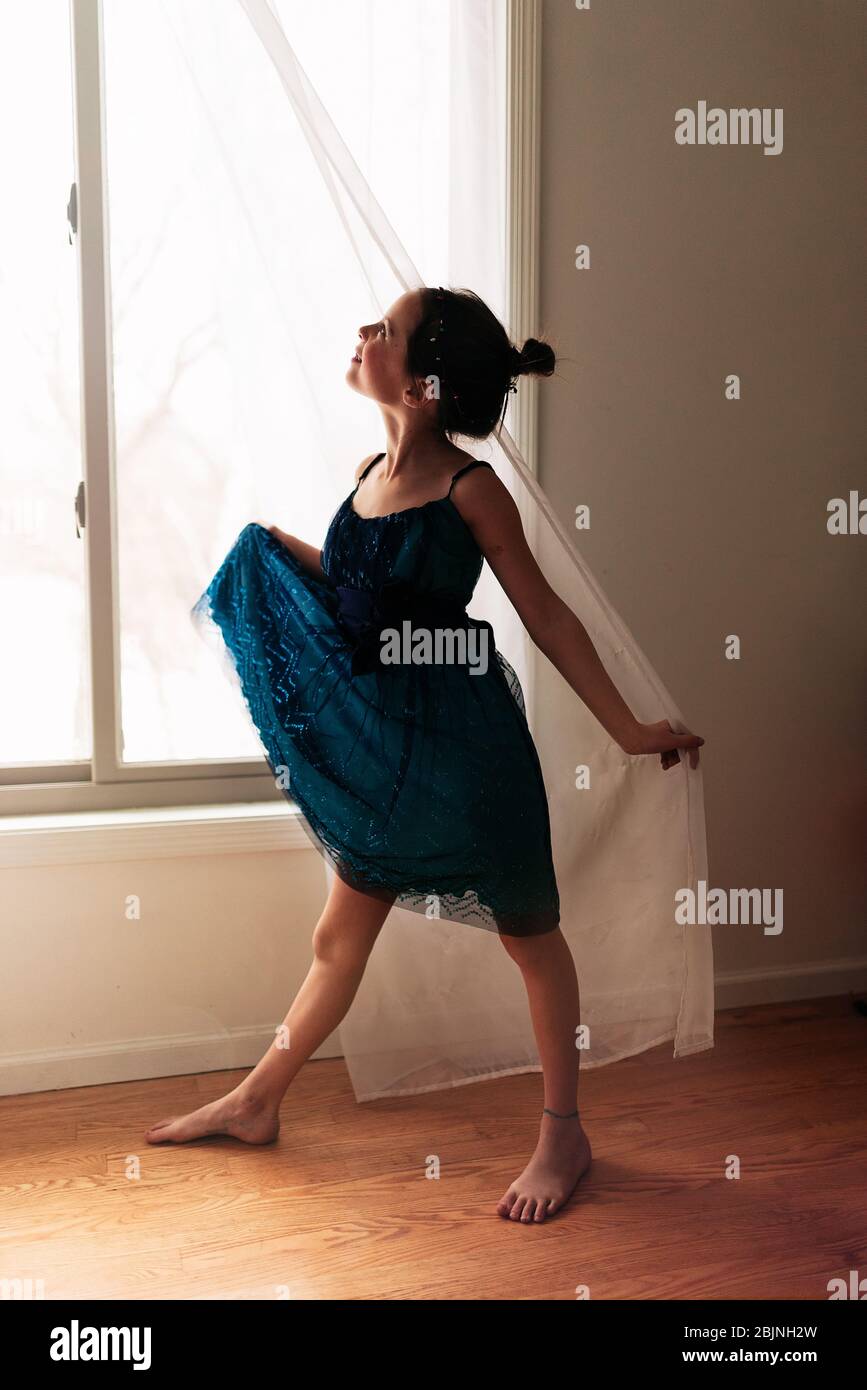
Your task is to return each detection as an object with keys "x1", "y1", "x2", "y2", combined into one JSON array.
[{"x1": 335, "y1": 579, "x2": 482, "y2": 676}]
